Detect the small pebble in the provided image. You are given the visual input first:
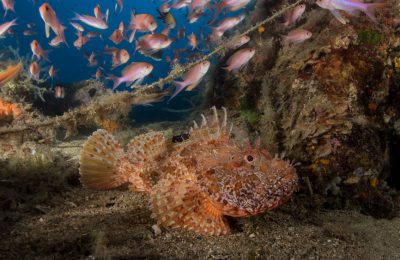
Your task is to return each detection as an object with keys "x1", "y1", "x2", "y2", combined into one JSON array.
[
  {"x1": 152, "y1": 224, "x2": 162, "y2": 236},
  {"x1": 249, "y1": 233, "x2": 256, "y2": 238}
]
